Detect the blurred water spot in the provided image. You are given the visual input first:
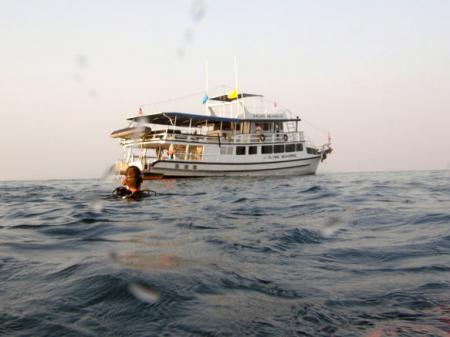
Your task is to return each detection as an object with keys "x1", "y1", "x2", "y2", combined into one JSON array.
[
  {"x1": 177, "y1": 0, "x2": 208, "y2": 58},
  {"x1": 177, "y1": 47, "x2": 186, "y2": 59},
  {"x1": 184, "y1": 28, "x2": 194, "y2": 43},
  {"x1": 190, "y1": 0, "x2": 207, "y2": 22},
  {"x1": 318, "y1": 216, "x2": 344, "y2": 238},
  {"x1": 75, "y1": 54, "x2": 88, "y2": 69},
  {"x1": 128, "y1": 283, "x2": 160, "y2": 303},
  {"x1": 132, "y1": 119, "x2": 147, "y2": 141},
  {"x1": 89, "y1": 199, "x2": 104, "y2": 213},
  {"x1": 88, "y1": 88, "x2": 98, "y2": 99},
  {"x1": 111, "y1": 252, "x2": 185, "y2": 271},
  {"x1": 73, "y1": 72, "x2": 82, "y2": 82},
  {"x1": 316, "y1": 208, "x2": 353, "y2": 238},
  {"x1": 100, "y1": 164, "x2": 117, "y2": 181},
  {"x1": 73, "y1": 54, "x2": 99, "y2": 98},
  {"x1": 364, "y1": 320, "x2": 449, "y2": 337}
]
